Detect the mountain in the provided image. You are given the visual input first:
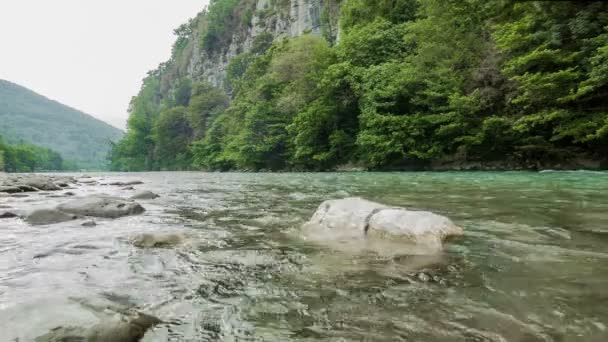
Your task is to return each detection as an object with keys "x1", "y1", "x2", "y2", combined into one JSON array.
[
  {"x1": 110, "y1": 0, "x2": 608, "y2": 171},
  {"x1": 0, "y1": 79, "x2": 123, "y2": 169}
]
